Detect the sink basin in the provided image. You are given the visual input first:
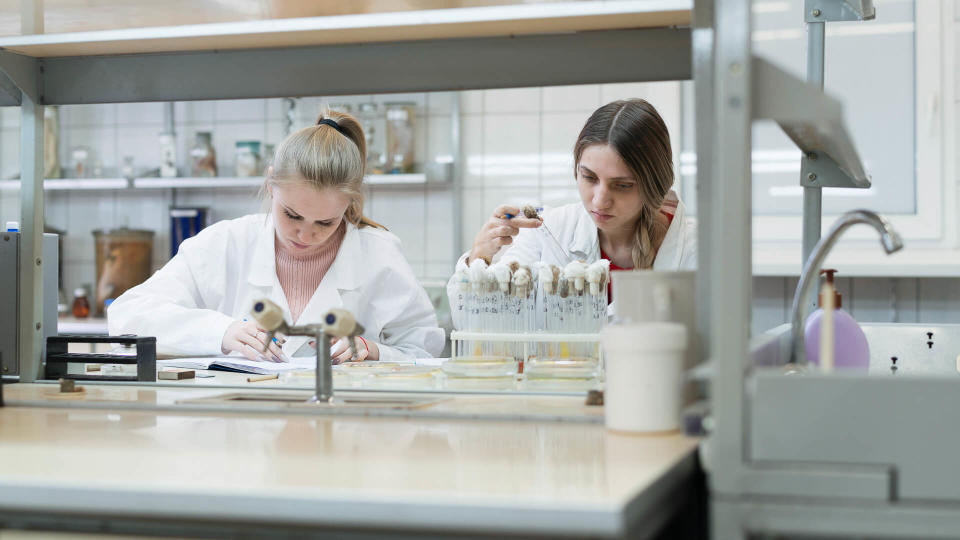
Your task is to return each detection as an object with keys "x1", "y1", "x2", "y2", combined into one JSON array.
[
  {"x1": 179, "y1": 392, "x2": 444, "y2": 409},
  {"x1": 861, "y1": 323, "x2": 960, "y2": 375}
]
